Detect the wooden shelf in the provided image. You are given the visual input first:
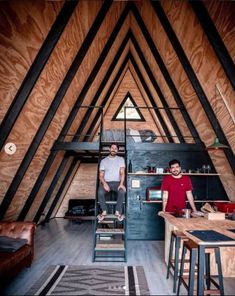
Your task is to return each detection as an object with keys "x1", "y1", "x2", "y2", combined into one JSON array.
[
  {"x1": 128, "y1": 173, "x2": 220, "y2": 176},
  {"x1": 142, "y1": 200, "x2": 228, "y2": 204},
  {"x1": 142, "y1": 200, "x2": 162, "y2": 203}
]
